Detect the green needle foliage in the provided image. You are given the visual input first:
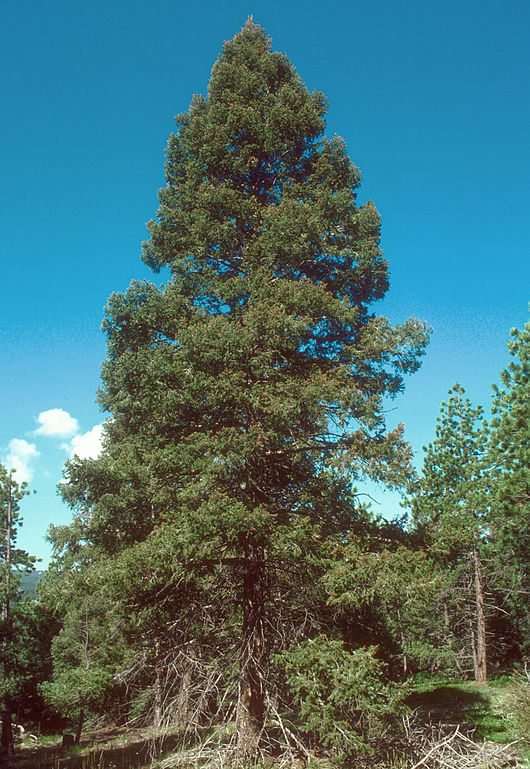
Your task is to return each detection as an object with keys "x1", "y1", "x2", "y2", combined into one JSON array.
[
  {"x1": 51, "y1": 20, "x2": 429, "y2": 756},
  {"x1": 0, "y1": 465, "x2": 35, "y2": 613},
  {"x1": 323, "y1": 531, "x2": 447, "y2": 677},
  {"x1": 279, "y1": 637, "x2": 404, "y2": 763},
  {"x1": 409, "y1": 385, "x2": 488, "y2": 559},
  {"x1": 407, "y1": 385, "x2": 490, "y2": 682},
  {"x1": 40, "y1": 590, "x2": 115, "y2": 745},
  {"x1": 1, "y1": 465, "x2": 36, "y2": 755},
  {"x1": 487, "y1": 318, "x2": 530, "y2": 658}
]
